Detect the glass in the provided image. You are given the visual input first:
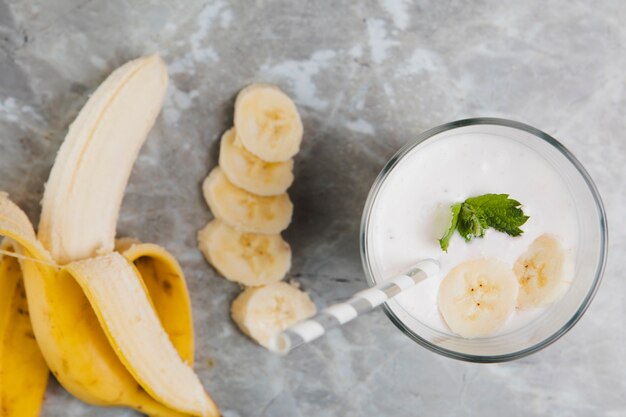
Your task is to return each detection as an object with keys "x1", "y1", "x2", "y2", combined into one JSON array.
[{"x1": 360, "y1": 118, "x2": 608, "y2": 362}]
